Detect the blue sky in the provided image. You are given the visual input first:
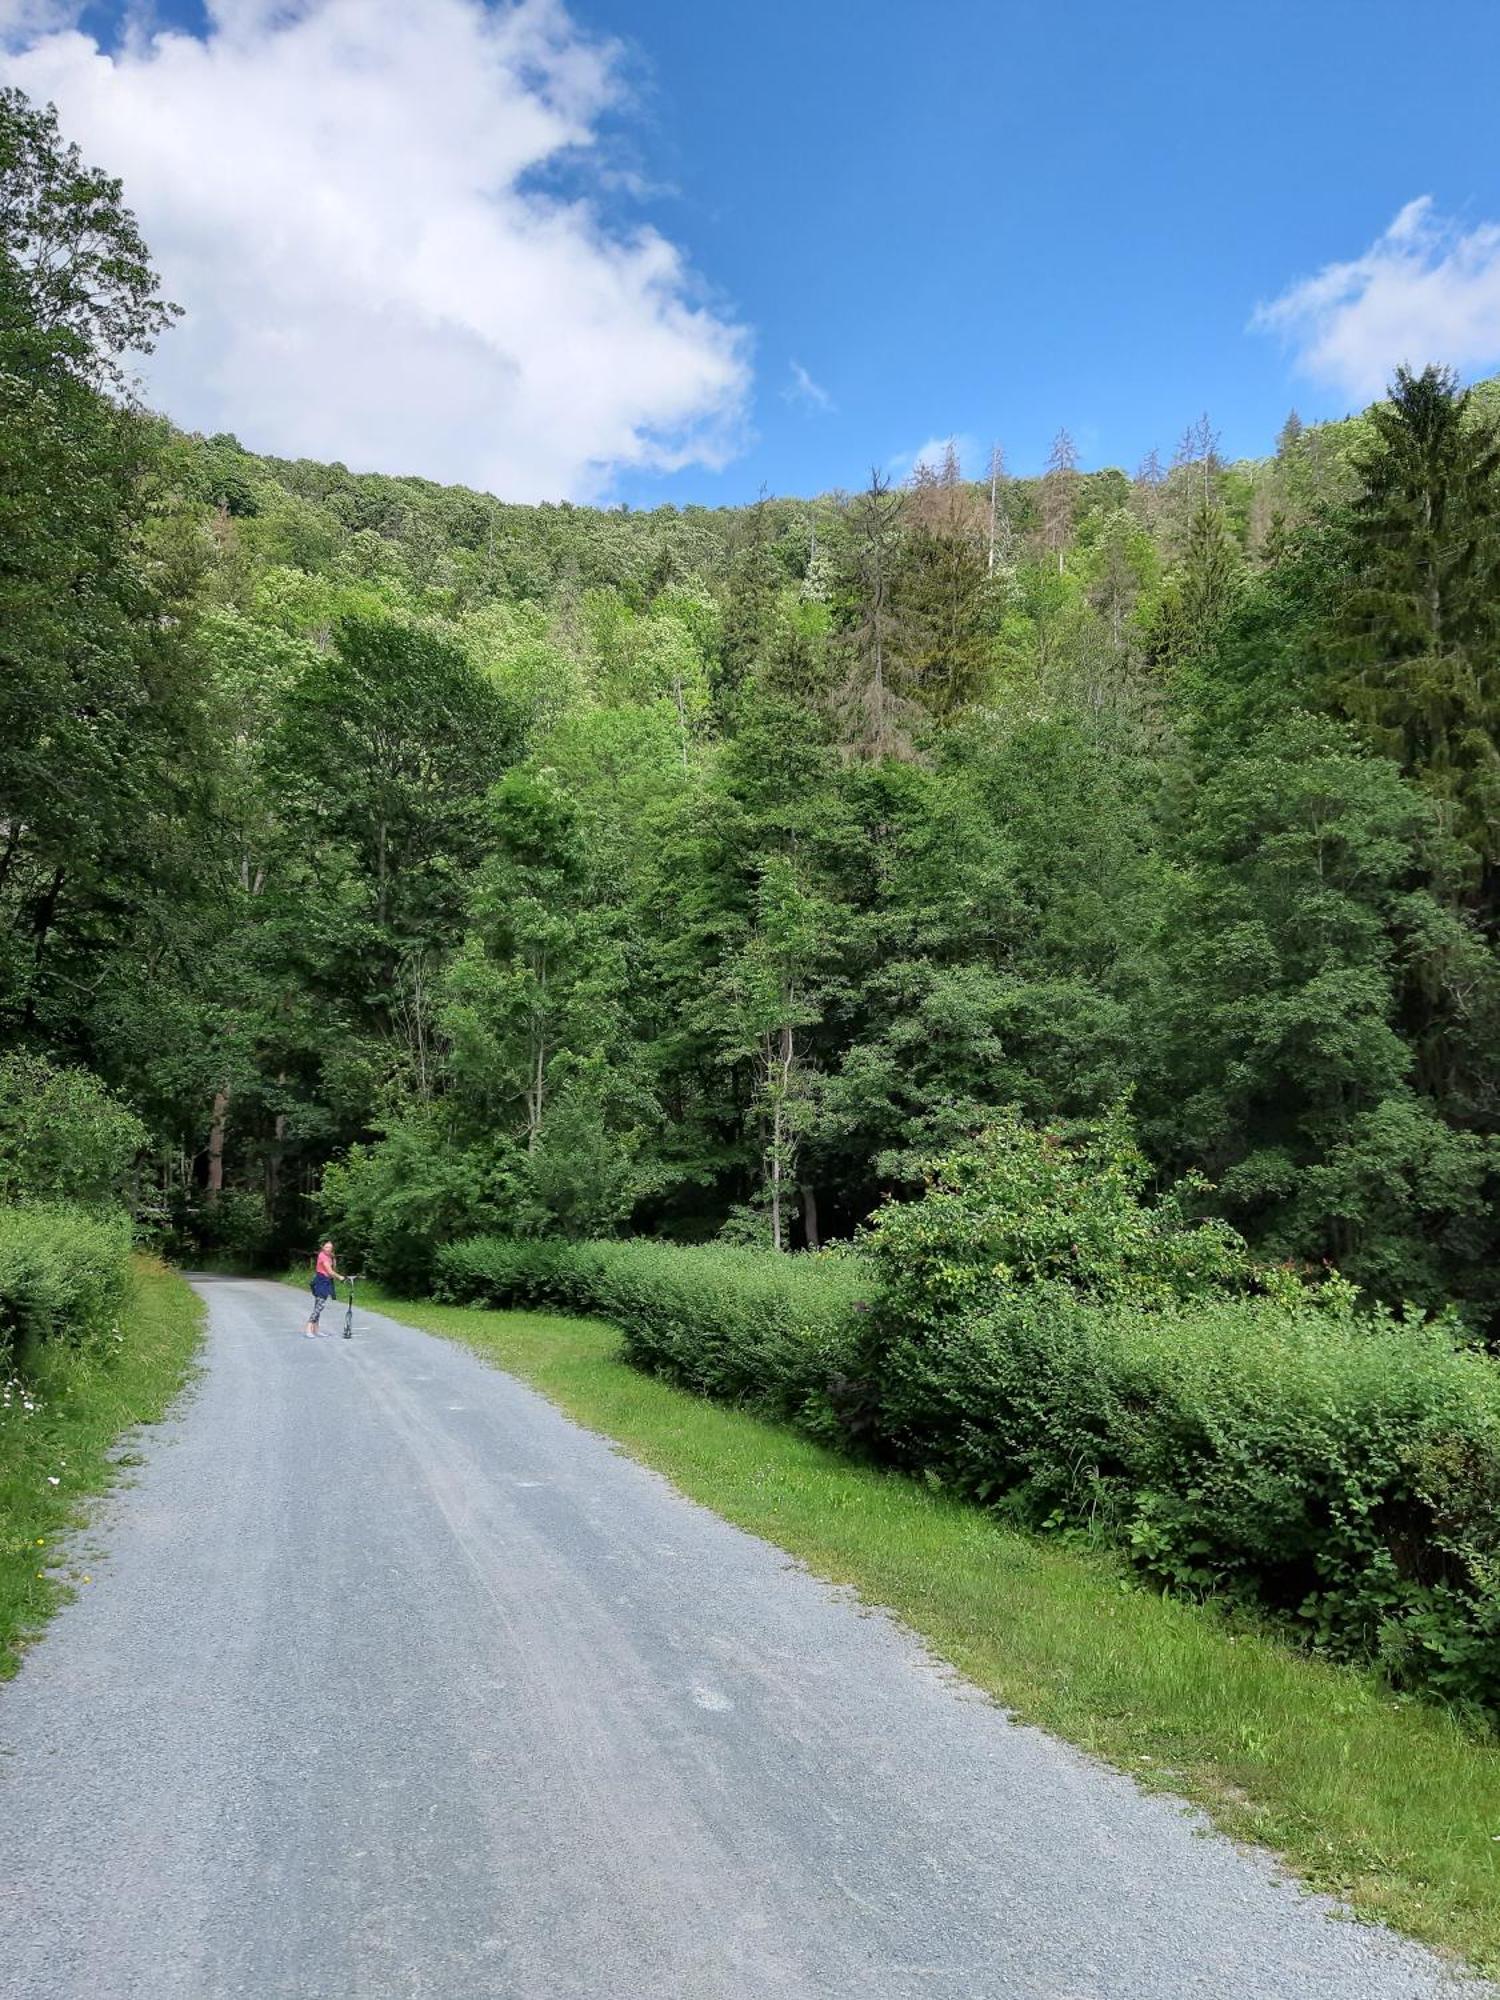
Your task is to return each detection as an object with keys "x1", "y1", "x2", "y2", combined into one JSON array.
[
  {"x1": 8, "y1": 0, "x2": 1500, "y2": 505},
  {"x1": 586, "y1": 0, "x2": 1500, "y2": 501}
]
